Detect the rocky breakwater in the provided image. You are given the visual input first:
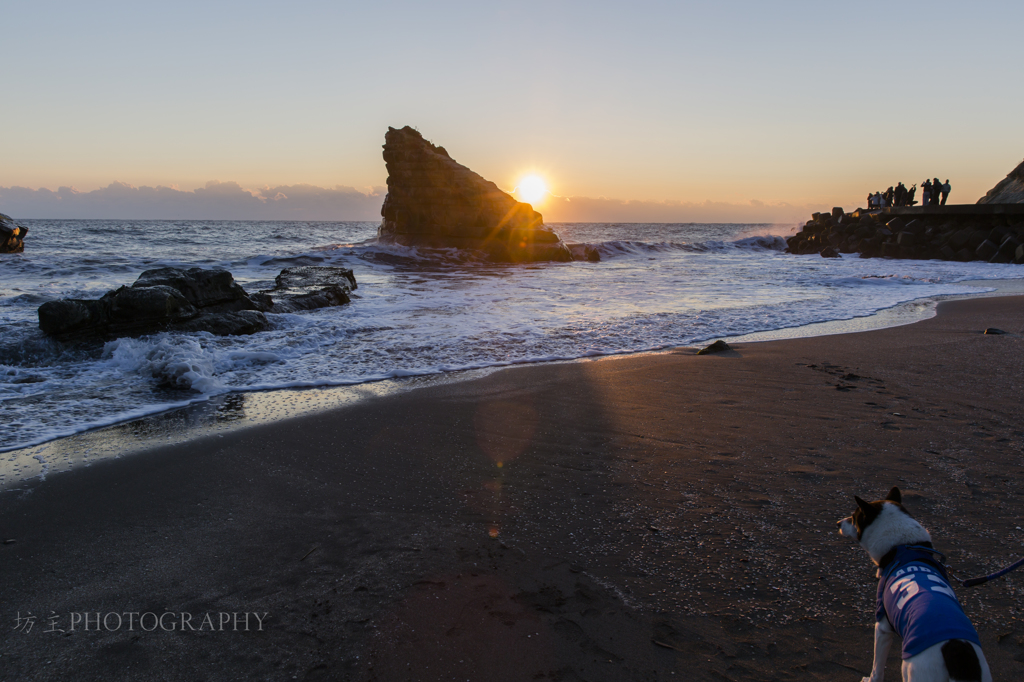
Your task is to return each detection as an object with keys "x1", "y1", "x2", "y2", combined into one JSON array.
[
  {"x1": 786, "y1": 206, "x2": 1024, "y2": 264},
  {"x1": 1, "y1": 213, "x2": 28, "y2": 253},
  {"x1": 378, "y1": 126, "x2": 573, "y2": 262},
  {"x1": 38, "y1": 265, "x2": 357, "y2": 341}
]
